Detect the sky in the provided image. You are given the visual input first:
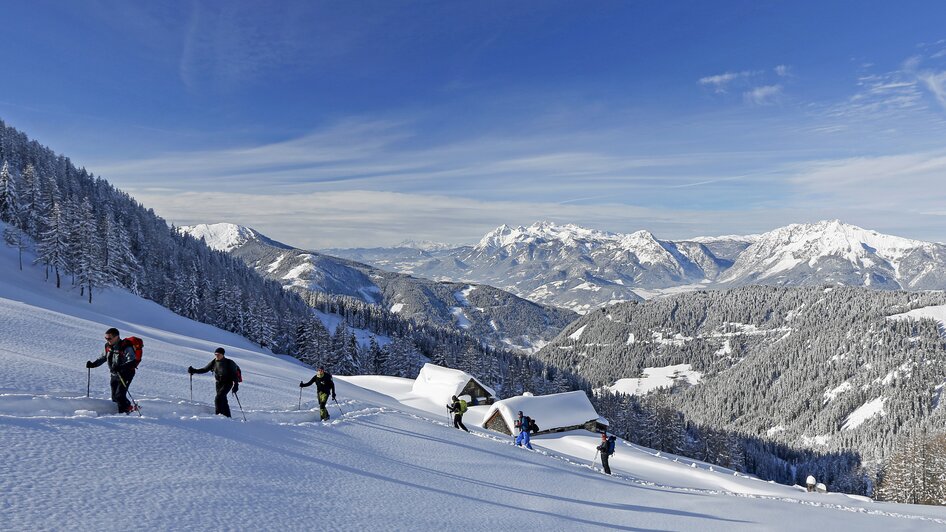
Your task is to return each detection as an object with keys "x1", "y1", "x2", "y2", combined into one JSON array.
[{"x1": 2, "y1": 1, "x2": 946, "y2": 248}]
